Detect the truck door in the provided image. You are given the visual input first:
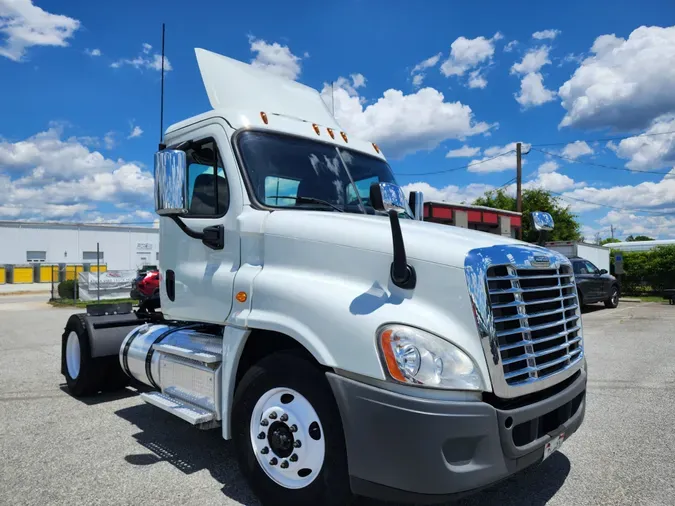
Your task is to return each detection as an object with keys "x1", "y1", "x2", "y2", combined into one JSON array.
[{"x1": 159, "y1": 123, "x2": 241, "y2": 323}]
